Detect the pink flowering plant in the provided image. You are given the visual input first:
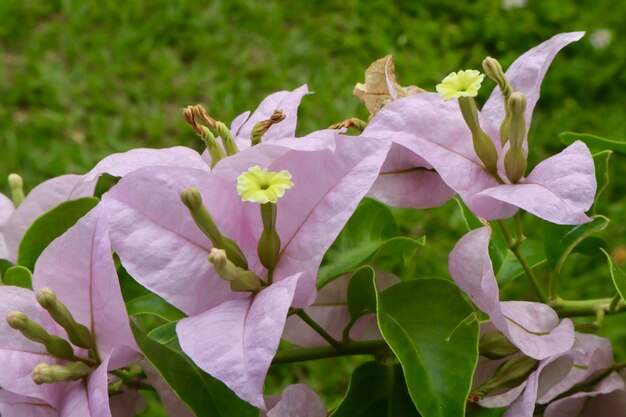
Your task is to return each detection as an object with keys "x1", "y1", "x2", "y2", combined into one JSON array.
[{"x1": 1, "y1": 32, "x2": 626, "y2": 417}]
